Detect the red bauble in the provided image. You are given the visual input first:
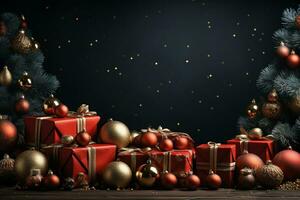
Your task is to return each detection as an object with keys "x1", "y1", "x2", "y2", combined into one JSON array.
[
  {"x1": 15, "y1": 95, "x2": 30, "y2": 114},
  {"x1": 295, "y1": 15, "x2": 300, "y2": 29},
  {"x1": 272, "y1": 148, "x2": 300, "y2": 181},
  {"x1": 236, "y1": 152, "x2": 264, "y2": 171},
  {"x1": 55, "y1": 104, "x2": 69, "y2": 118},
  {"x1": 20, "y1": 15, "x2": 27, "y2": 29},
  {"x1": 159, "y1": 138, "x2": 173, "y2": 151},
  {"x1": 186, "y1": 174, "x2": 201, "y2": 190},
  {"x1": 75, "y1": 129, "x2": 91, "y2": 147},
  {"x1": 277, "y1": 42, "x2": 290, "y2": 58},
  {"x1": 25, "y1": 169, "x2": 43, "y2": 190},
  {"x1": 287, "y1": 50, "x2": 300, "y2": 69},
  {"x1": 42, "y1": 170, "x2": 60, "y2": 190},
  {"x1": 161, "y1": 171, "x2": 177, "y2": 189},
  {"x1": 174, "y1": 136, "x2": 189, "y2": 150},
  {"x1": 0, "y1": 120, "x2": 17, "y2": 152},
  {"x1": 140, "y1": 132, "x2": 158, "y2": 147},
  {"x1": 206, "y1": 170, "x2": 222, "y2": 190}
]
